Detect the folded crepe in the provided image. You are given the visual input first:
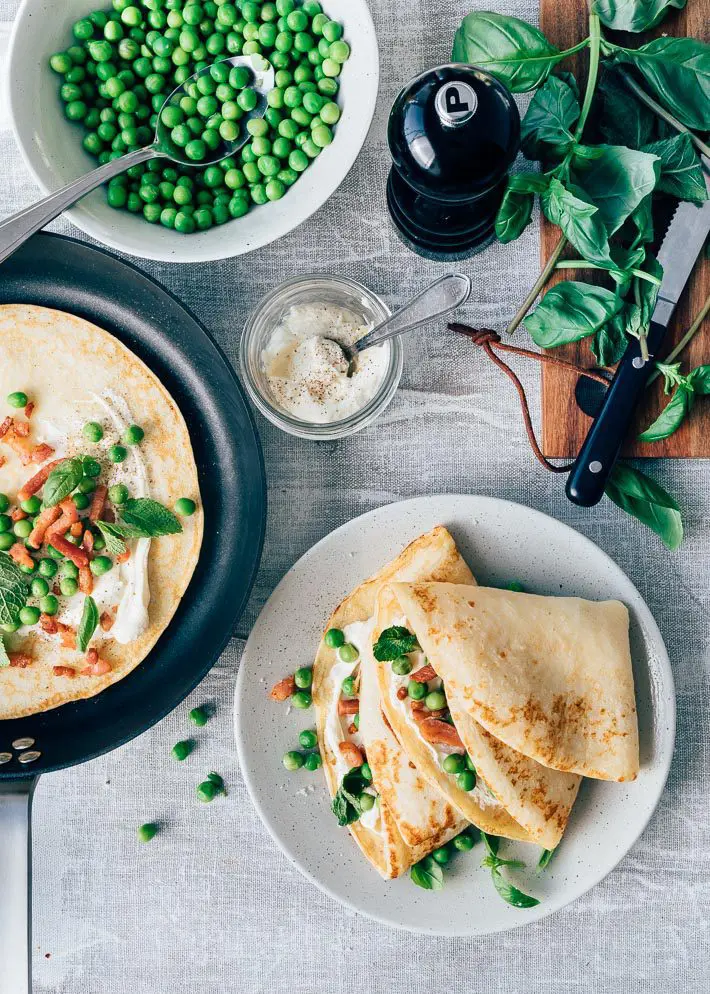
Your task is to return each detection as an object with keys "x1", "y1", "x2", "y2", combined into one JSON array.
[
  {"x1": 383, "y1": 582, "x2": 639, "y2": 783},
  {"x1": 313, "y1": 526, "x2": 522, "y2": 878}
]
